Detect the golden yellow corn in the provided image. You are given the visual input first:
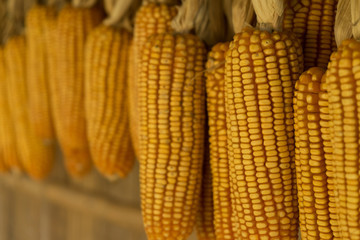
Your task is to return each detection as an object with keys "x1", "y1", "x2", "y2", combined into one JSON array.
[
  {"x1": 225, "y1": 27, "x2": 303, "y2": 239},
  {"x1": 196, "y1": 141, "x2": 216, "y2": 240},
  {"x1": 5, "y1": 36, "x2": 55, "y2": 180},
  {"x1": 26, "y1": 5, "x2": 56, "y2": 141},
  {"x1": 0, "y1": 47, "x2": 21, "y2": 174},
  {"x1": 319, "y1": 73, "x2": 341, "y2": 239},
  {"x1": 54, "y1": 5, "x2": 103, "y2": 177},
  {"x1": 139, "y1": 33, "x2": 206, "y2": 240},
  {"x1": 84, "y1": 24, "x2": 135, "y2": 179},
  {"x1": 325, "y1": 38, "x2": 360, "y2": 239},
  {"x1": 130, "y1": 3, "x2": 177, "y2": 158},
  {"x1": 294, "y1": 67, "x2": 334, "y2": 239},
  {"x1": 283, "y1": 0, "x2": 338, "y2": 69},
  {"x1": 205, "y1": 42, "x2": 236, "y2": 239}
]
